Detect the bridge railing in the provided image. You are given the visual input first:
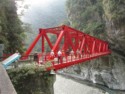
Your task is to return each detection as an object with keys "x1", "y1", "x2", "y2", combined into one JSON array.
[
  {"x1": 37, "y1": 52, "x2": 94, "y2": 65},
  {"x1": 37, "y1": 50, "x2": 111, "y2": 67}
]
